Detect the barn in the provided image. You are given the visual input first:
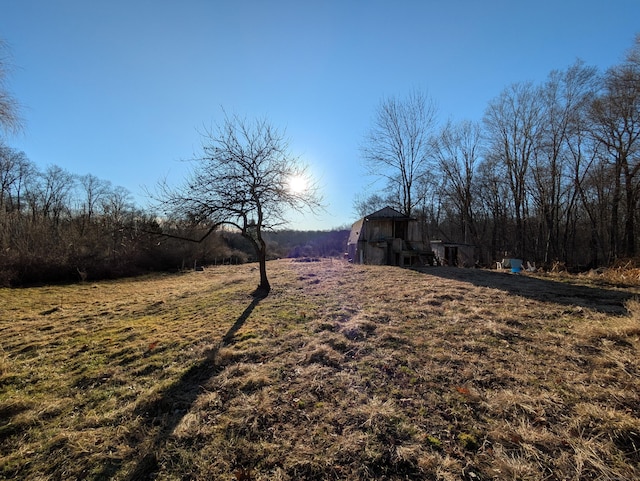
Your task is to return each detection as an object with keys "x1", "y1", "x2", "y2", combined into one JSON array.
[{"x1": 347, "y1": 207, "x2": 435, "y2": 266}]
